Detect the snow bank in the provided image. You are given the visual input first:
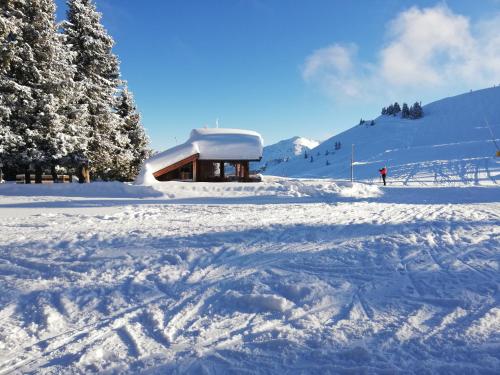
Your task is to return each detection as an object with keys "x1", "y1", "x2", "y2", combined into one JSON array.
[
  {"x1": 141, "y1": 177, "x2": 382, "y2": 201},
  {"x1": 0, "y1": 181, "x2": 162, "y2": 198},
  {"x1": 136, "y1": 128, "x2": 264, "y2": 185}
]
